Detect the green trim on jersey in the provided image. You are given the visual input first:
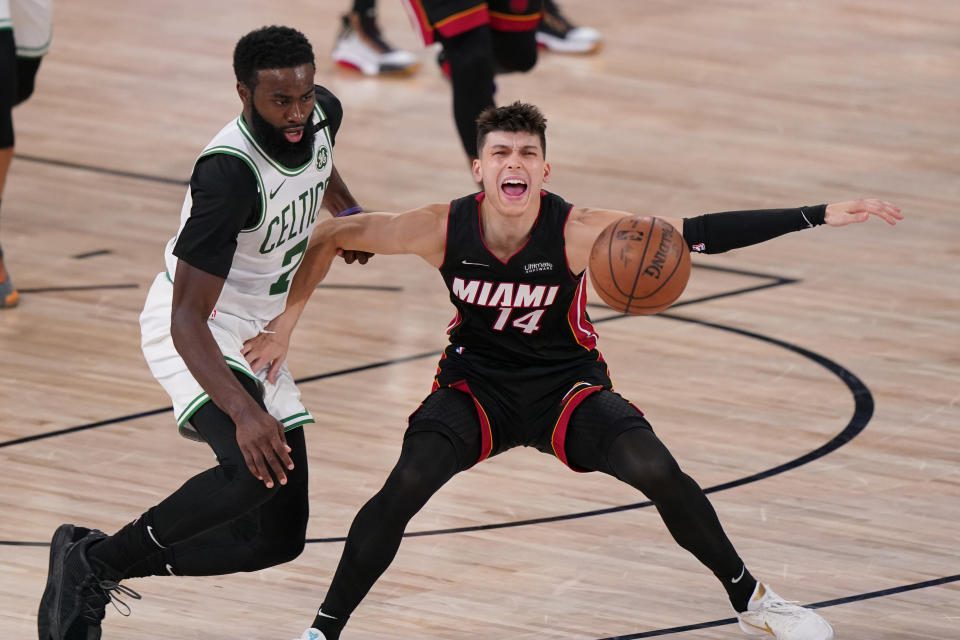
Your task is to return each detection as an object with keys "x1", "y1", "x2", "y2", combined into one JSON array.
[
  {"x1": 0, "y1": 20, "x2": 12, "y2": 30},
  {"x1": 175, "y1": 359, "x2": 261, "y2": 428},
  {"x1": 279, "y1": 410, "x2": 315, "y2": 431},
  {"x1": 16, "y1": 33, "x2": 53, "y2": 57},
  {"x1": 198, "y1": 145, "x2": 268, "y2": 233}
]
